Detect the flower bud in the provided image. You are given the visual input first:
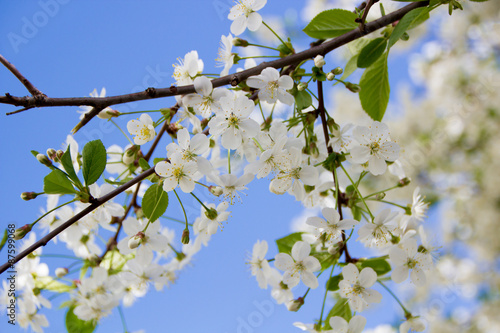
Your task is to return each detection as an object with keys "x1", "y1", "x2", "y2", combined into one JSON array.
[
  {"x1": 97, "y1": 108, "x2": 120, "y2": 120},
  {"x1": 55, "y1": 267, "x2": 69, "y2": 278},
  {"x1": 21, "y1": 192, "x2": 38, "y2": 201},
  {"x1": 14, "y1": 224, "x2": 32, "y2": 240},
  {"x1": 345, "y1": 82, "x2": 361, "y2": 93},
  {"x1": 181, "y1": 228, "x2": 190, "y2": 244},
  {"x1": 123, "y1": 145, "x2": 140, "y2": 165},
  {"x1": 37, "y1": 154, "x2": 52, "y2": 167},
  {"x1": 327, "y1": 72, "x2": 335, "y2": 81},
  {"x1": 128, "y1": 231, "x2": 145, "y2": 249},
  {"x1": 314, "y1": 55, "x2": 325, "y2": 68},
  {"x1": 297, "y1": 82, "x2": 308, "y2": 91},
  {"x1": 332, "y1": 67, "x2": 343, "y2": 75},
  {"x1": 56, "y1": 150, "x2": 64, "y2": 160},
  {"x1": 209, "y1": 186, "x2": 223, "y2": 197},
  {"x1": 375, "y1": 192, "x2": 386, "y2": 200},
  {"x1": 287, "y1": 297, "x2": 304, "y2": 312},
  {"x1": 46, "y1": 148, "x2": 57, "y2": 161},
  {"x1": 398, "y1": 177, "x2": 411, "y2": 187},
  {"x1": 232, "y1": 37, "x2": 248, "y2": 47},
  {"x1": 204, "y1": 208, "x2": 218, "y2": 220}
]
